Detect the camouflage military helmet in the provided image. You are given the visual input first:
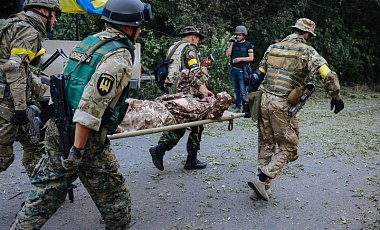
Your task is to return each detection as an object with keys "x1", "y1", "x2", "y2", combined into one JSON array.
[
  {"x1": 291, "y1": 18, "x2": 316, "y2": 36},
  {"x1": 23, "y1": 0, "x2": 62, "y2": 13},
  {"x1": 101, "y1": 0, "x2": 153, "y2": 27},
  {"x1": 234, "y1": 25, "x2": 248, "y2": 35},
  {"x1": 179, "y1": 26, "x2": 204, "y2": 40}
]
